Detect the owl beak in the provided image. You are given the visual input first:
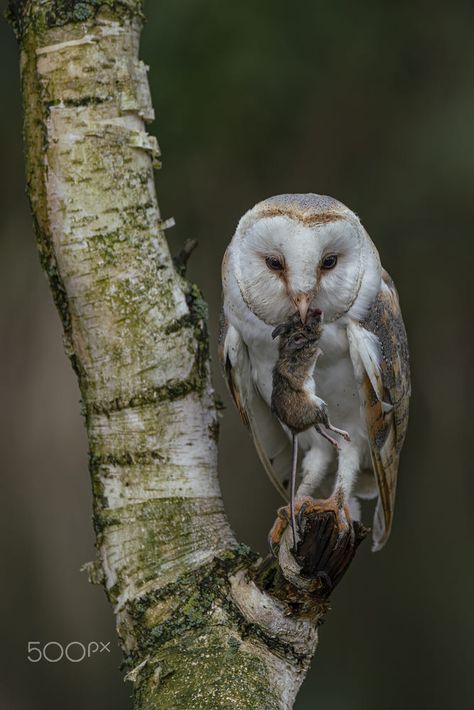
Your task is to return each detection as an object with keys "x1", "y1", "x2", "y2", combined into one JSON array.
[{"x1": 292, "y1": 292, "x2": 312, "y2": 323}]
